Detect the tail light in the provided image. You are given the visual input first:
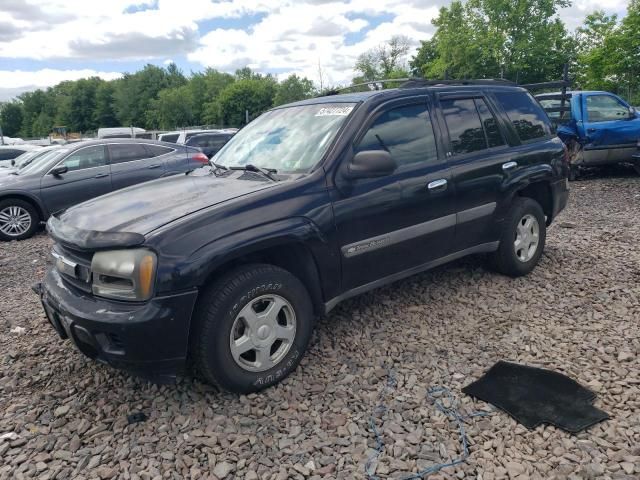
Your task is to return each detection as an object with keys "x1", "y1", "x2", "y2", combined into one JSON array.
[{"x1": 192, "y1": 152, "x2": 209, "y2": 164}]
